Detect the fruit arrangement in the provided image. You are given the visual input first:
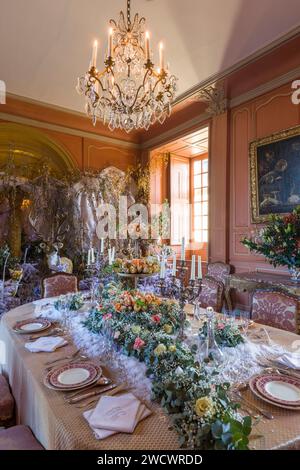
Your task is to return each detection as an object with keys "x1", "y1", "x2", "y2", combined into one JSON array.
[{"x1": 114, "y1": 257, "x2": 160, "y2": 275}]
